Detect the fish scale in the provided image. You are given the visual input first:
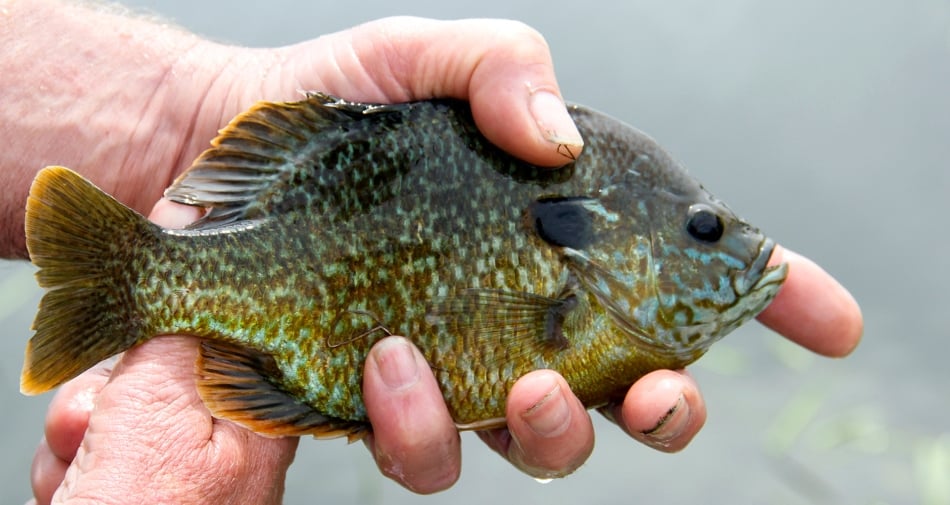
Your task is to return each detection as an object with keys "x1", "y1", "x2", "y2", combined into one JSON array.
[{"x1": 20, "y1": 93, "x2": 787, "y2": 439}]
